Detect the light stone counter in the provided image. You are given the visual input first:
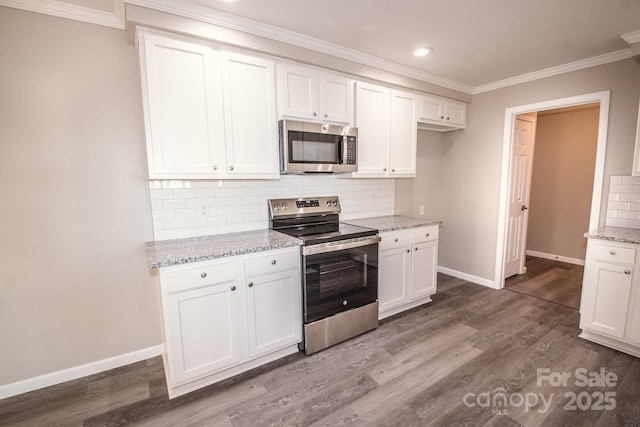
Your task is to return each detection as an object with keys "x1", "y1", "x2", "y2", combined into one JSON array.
[
  {"x1": 343, "y1": 215, "x2": 440, "y2": 233},
  {"x1": 145, "y1": 229, "x2": 302, "y2": 268},
  {"x1": 584, "y1": 226, "x2": 640, "y2": 245}
]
